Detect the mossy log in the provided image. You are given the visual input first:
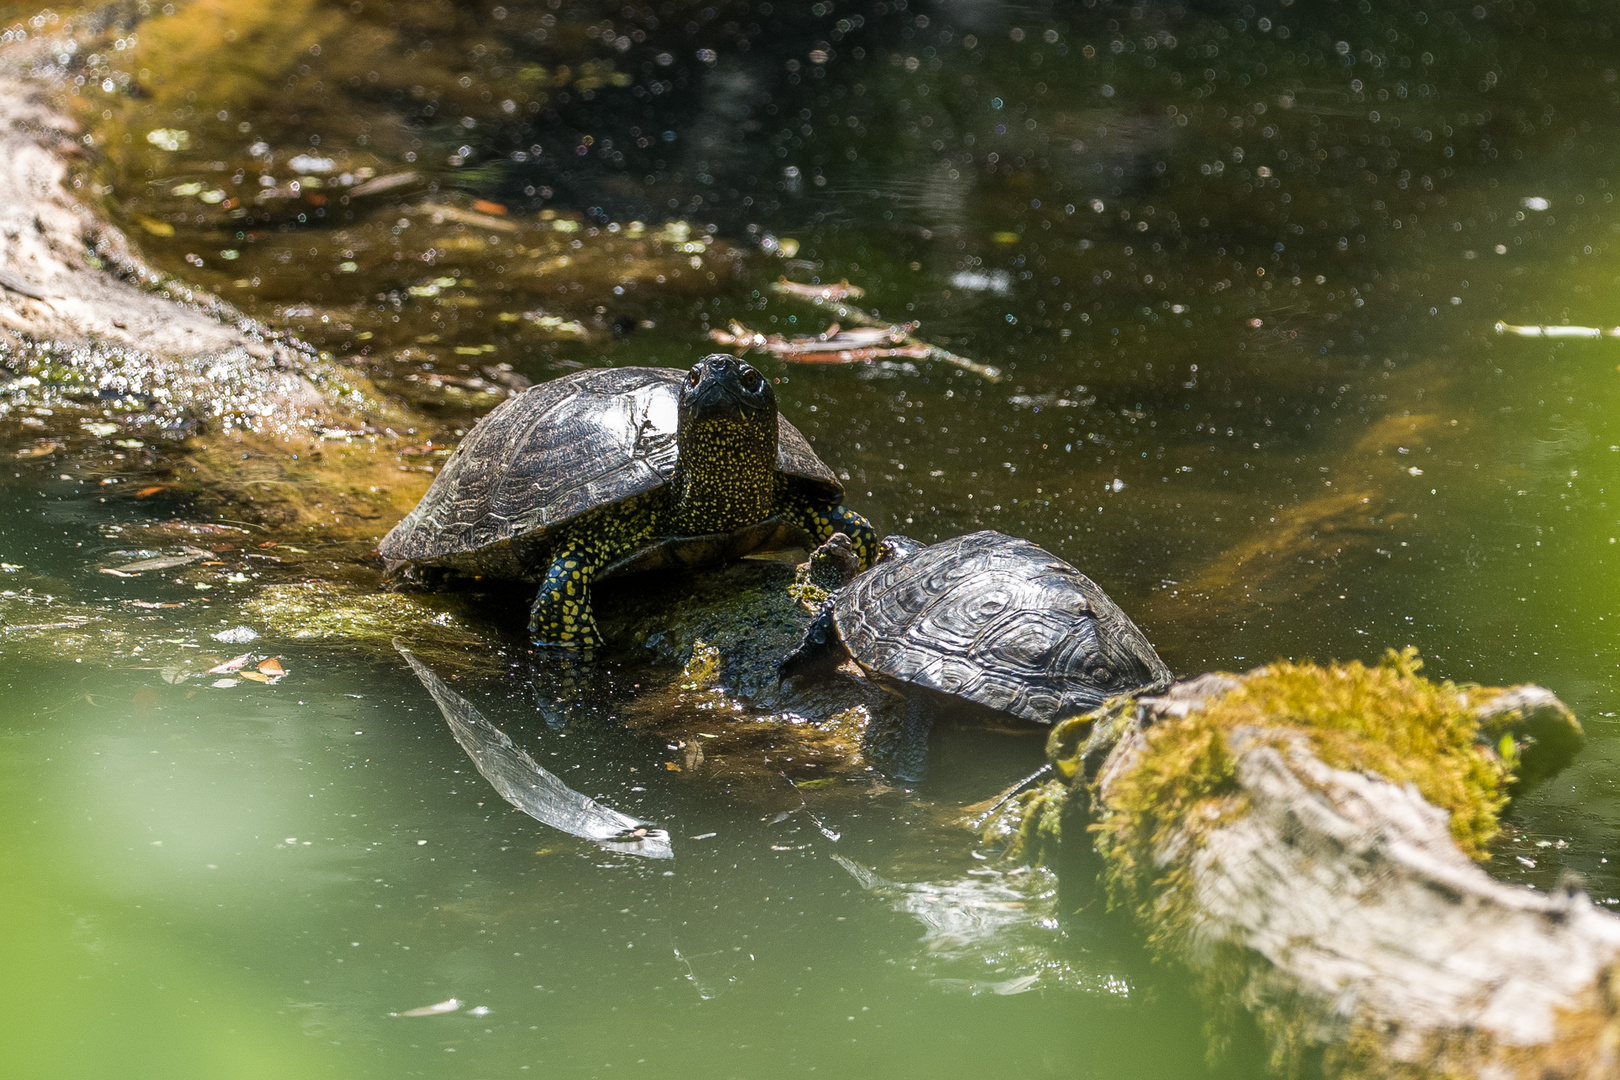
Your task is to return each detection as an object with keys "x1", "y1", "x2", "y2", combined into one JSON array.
[{"x1": 1008, "y1": 658, "x2": 1616, "y2": 1079}]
